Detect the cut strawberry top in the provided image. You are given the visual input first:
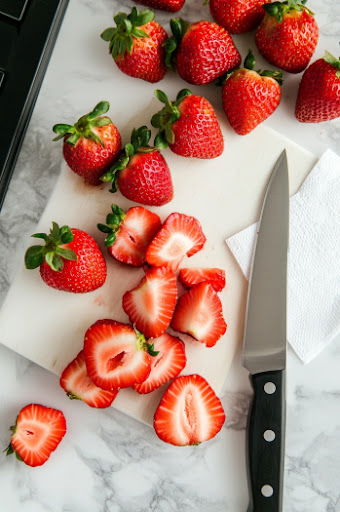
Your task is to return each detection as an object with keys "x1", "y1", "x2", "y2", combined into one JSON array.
[
  {"x1": 122, "y1": 266, "x2": 178, "y2": 338},
  {"x1": 154, "y1": 374, "x2": 225, "y2": 446},
  {"x1": 84, "y1": 320, "x2": 152, "y2": 389},
  {"x1": 7, "y1": 404, "x2": 66, "y2": 467},
  {"x1": 146, "y1": 212, "x2": 206, "y2": 270},
  {"x1": 133, "y1": 333, "x2": 186, "y2": 394}
]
